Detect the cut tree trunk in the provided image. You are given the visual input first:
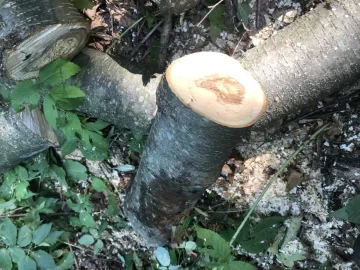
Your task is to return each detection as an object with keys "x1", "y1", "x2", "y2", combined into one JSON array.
[
  {"x1": 124, "y1": 0, "x2": 360, "y2": 246},
  {"x1": 0, "y1": 0, "x2": 89, "y2": 81},
  {"x1": 72, "y1": 48, "x2": 161, "y2": 134},
  {"x1": 0, "y1": 100, "x2": 57, "y2": 174}
]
